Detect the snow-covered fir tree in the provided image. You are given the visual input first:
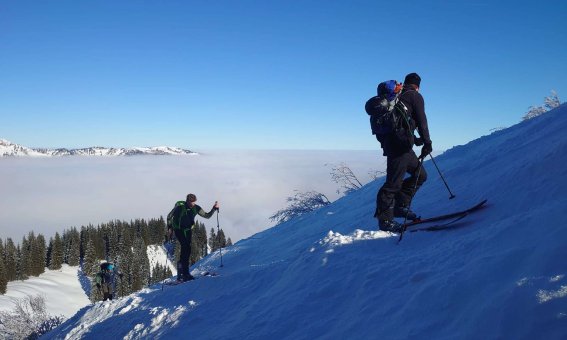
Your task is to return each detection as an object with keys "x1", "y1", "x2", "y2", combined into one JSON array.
[
  {"x1": 131, "y1": 237, "x2": 150, "y2": 291},
  {"x1": 83, "y1": 237, "x2": 98, "y2": 277}
]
